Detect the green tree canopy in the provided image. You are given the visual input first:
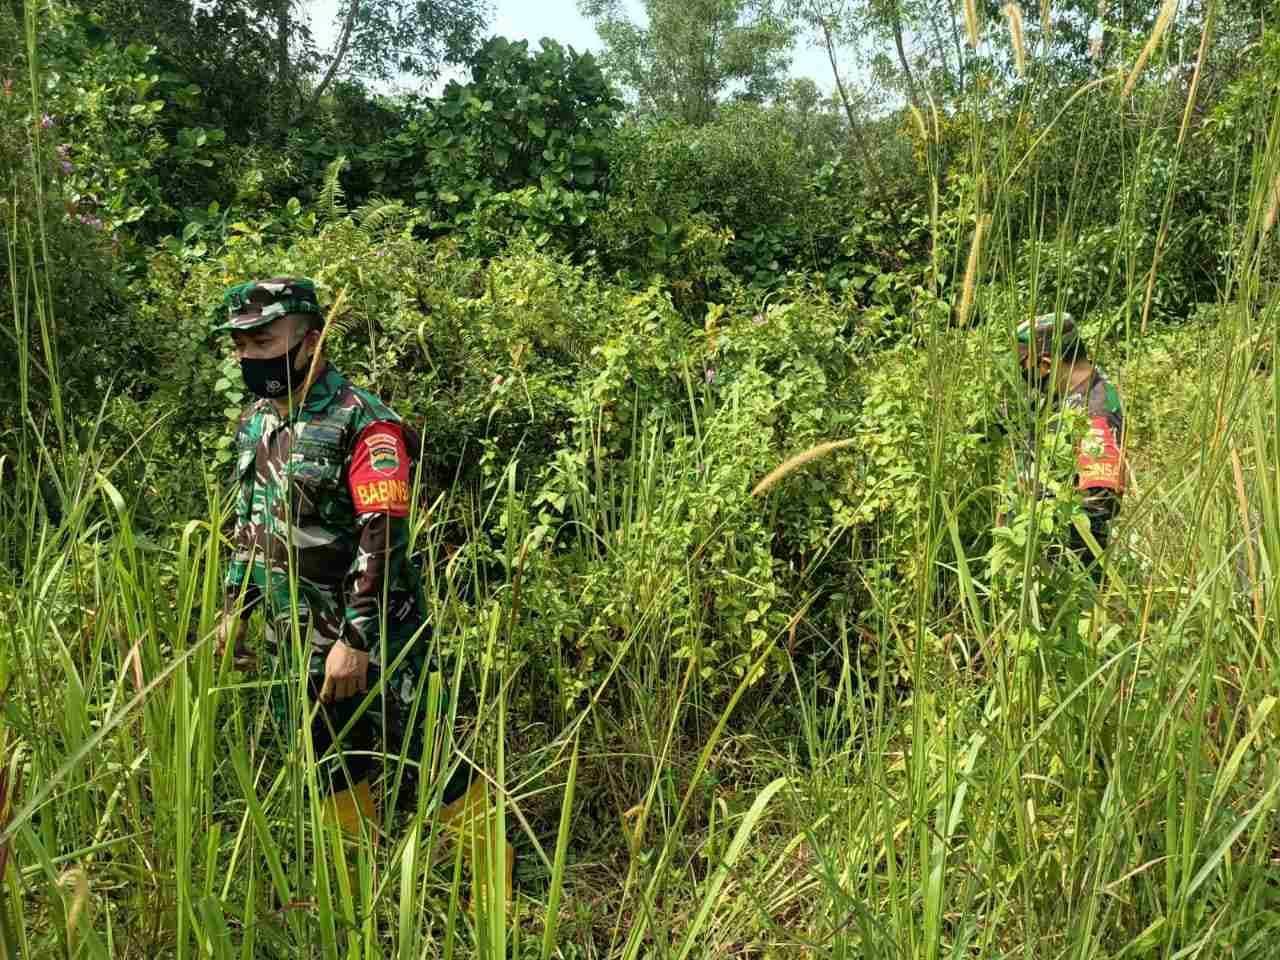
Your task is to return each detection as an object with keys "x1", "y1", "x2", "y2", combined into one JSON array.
[
  {"x1": 579, "y1": 0, "x2": 796, "y2": 124},
  {"x1": 77, "y1": 0, "x2": 491, "y2": 136}
]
